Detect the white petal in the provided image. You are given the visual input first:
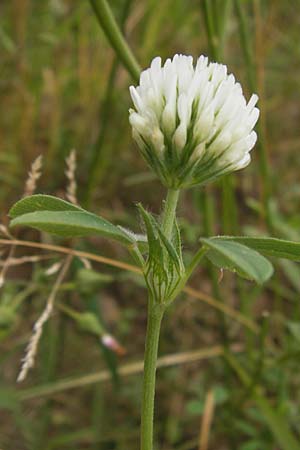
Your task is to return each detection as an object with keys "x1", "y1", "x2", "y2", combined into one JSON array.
[
  {"x1": 129, "y1": 86, "x2": 145, "y2": 114},
  {"x1": 247, "y1": 94, "x2": 259, "y2": 112},
  {"x1": 208, "y1": 130, "x2": 232, "y2": 156},
  {"x1": 246, "y1": 131, "x2": 257, "y2": 150},
  {"x1": 129, "y1": 112, "x2": 149, "y2": 136},
  {"x1": 150, "y1": 56, "x2": 162, "y2": 72},
  {"x1": 162, "y1": 101, "x2": 176, "y2": 136},
  {"x1": 196, "y1": 55, "x2": 208, "y2": 72},
  {"x1": 151, "y1": 127, "x2": 165, "y2": 153},
  {"x1": 193, "y1": 105, "x2": 214, "y2": 142},
  {"x1": 191, "y1": 143, "x2": 206, "y2": 162},
  {"x1": 247, "y1": 107, "x2": 260, "y2": 130},
  {"x1": 234, "y1": 153, "x2": 251, "y2": 169},
  {"x1": 177, "y1": 93, "x2": 191, "y2": 124},
  {"x1": 173, "y1": 123, "x2": 187, "y2": 151},
  {"x1": 139, "y1": 70, "x2": 151, "y2": 92}
]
